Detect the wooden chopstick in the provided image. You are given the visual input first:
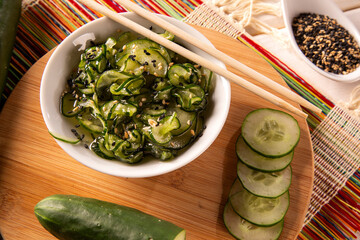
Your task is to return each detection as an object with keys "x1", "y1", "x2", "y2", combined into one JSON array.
[
  {"x1": 77, "y1": 0, "x2": 308, "y2": 118},
  {"x1": 113, "y1": 0, "x2": 322, "y2": 115}
]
